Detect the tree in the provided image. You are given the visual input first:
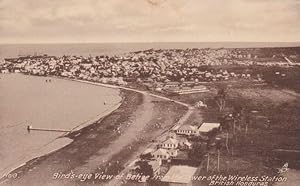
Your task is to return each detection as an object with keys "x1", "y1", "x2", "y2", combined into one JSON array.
[
  {"x1": 232, "y1": 105, "x2": 242, "y2": 134},
  {"x1": 219, "y1": 115, "x2": 231, "y2": 131},
  {"x1": 232, "y1": 105, "x2": 250, "y2": 135},
  {"x1": 135, "y1": 161, "x2": 154, "y2": 179},
  {"x1": 215, "y1": 88, "x2": 227, "y2": 111},
  {"x1": 188, "y1": 143, "x2": 206, "y2": 161},
  {"x1": 140, "y1": 153, "x2": 152, "y2": 160}
]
